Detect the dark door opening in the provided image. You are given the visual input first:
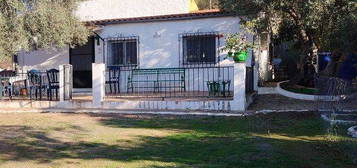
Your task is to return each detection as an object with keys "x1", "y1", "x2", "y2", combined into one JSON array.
[{"x1": 70, "y1": 37, "x2": 95, "y2": 88}]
